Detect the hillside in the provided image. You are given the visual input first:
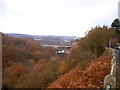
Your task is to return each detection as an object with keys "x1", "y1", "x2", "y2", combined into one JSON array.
[
  {"x1": 2, "y1": 34, "x2": 64, "y2": 88},
  {"x1": 48, "y1": 52, "x2": 112, "y2": 88},
  {"x1": 2, "y1": 26, "x2": 116, "y2": 88}
]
